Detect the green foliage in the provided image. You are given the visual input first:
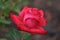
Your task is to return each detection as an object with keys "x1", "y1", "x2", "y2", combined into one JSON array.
[
  {"x1": 0, "y1": 0, "x2": 32, "y2": 40},
  {"x1": 0, "y1": 16, "x2": 11, "y2": 25},
  {"x1": 0, "y1": 0, "x2": 29, "y2": 26},
  {"x1": 6, "y1": 29, "x2": 32, "y2": 40}
]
